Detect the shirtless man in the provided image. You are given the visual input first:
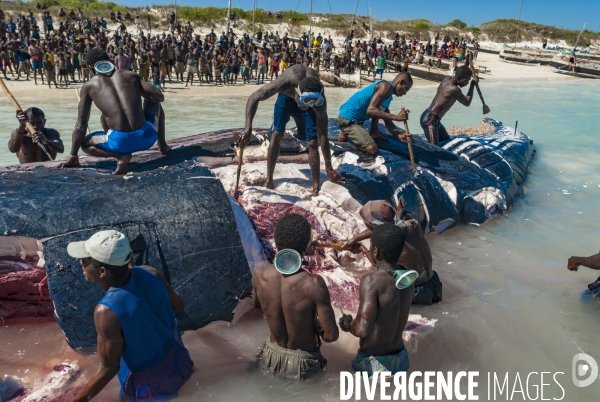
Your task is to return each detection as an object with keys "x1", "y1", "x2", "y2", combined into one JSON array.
[
  {"x1": 62, "y1": 48, "x2": 170, "y2": 175},
  {"x1": 420, "y1": 65, "x2": 478, "y2": 145},
  {"x1": 339, "y1": 223, "x2": 414, "y2": 376},
  {"x1": 252, "y1": 214, "x2": 339, "y2": 379},
  {"x1": 568, "y1": 252, "x2": 600, "y2": 292},
  {"x1": 239, "y1": 64, "x2": 344, "y2": 195},
  {"x1": 337, "y1": 72, "x2": 413, "y2": 155},
  {"x1": 342, "y1": 198, "x2": 441, "y2": 305},
  {"x1": 9, "y1": 108, "x2": 63, "y2": 163}
]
